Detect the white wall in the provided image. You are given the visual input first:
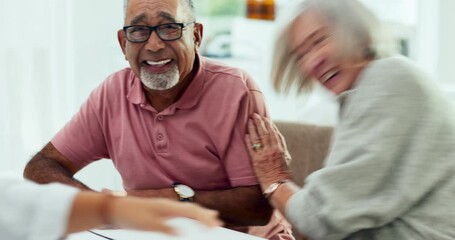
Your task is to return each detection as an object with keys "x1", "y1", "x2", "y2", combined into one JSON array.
[
  {"x1": 414, "y1": 0, "x2": 455, "y2": 98},
  {"x1": 436, "y1": 0, "x2": 455, "y2": 88},
  {"x1": 0, "y1": 0, "x2": 125, "y2": 190}
]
